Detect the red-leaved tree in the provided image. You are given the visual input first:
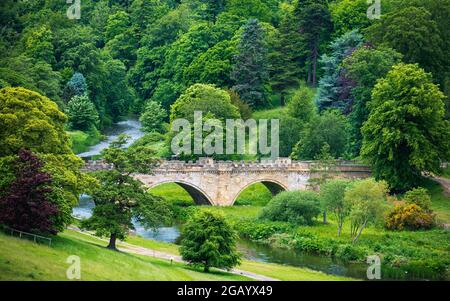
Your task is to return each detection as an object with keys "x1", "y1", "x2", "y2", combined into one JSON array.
[{"x1": 0, "y1": 149, "x2": 59, "y2": 234}]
